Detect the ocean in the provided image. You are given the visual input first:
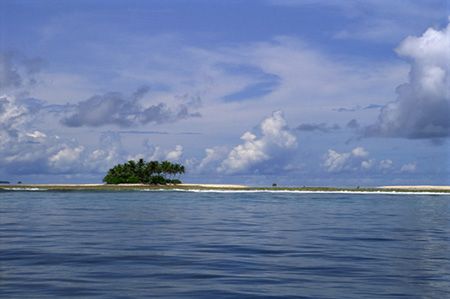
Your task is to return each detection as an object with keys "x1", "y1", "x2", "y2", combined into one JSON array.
[{"x1": 1, "y1": 190, "x2": 449, "y2": 298}]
